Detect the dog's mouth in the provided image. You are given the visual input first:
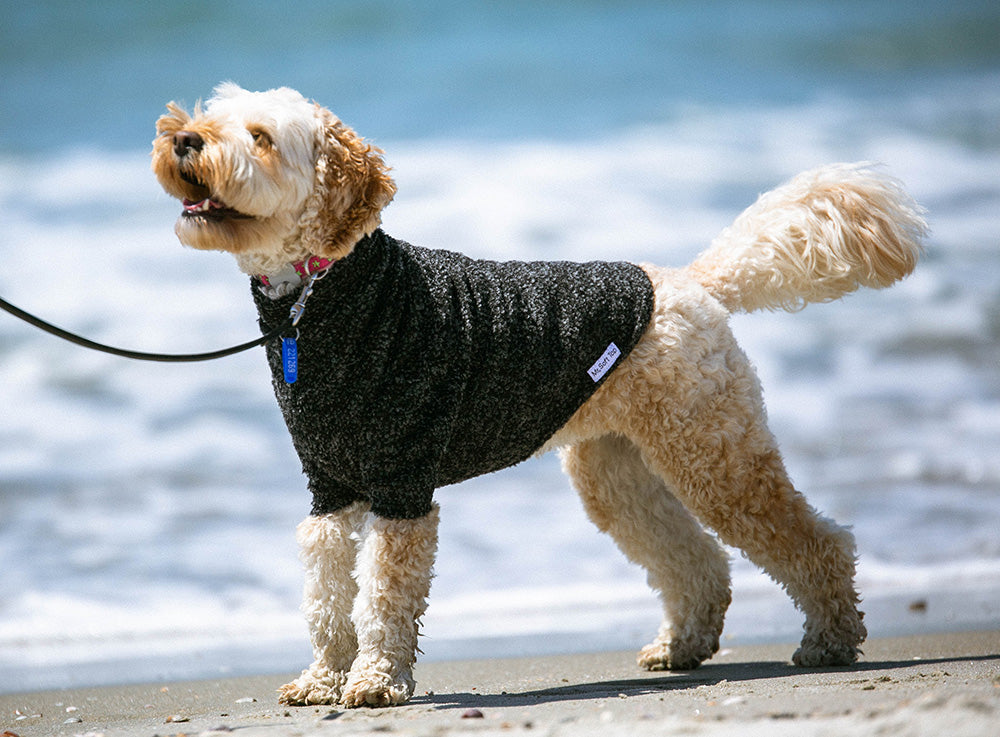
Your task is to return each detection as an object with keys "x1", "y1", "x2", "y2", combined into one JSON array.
[
  {"x1": 181, "y1": 197, "x2": 253, "y2": 221},
  {"x1": 178, "y1": 171, "x2": 253, "y2": 221}
]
